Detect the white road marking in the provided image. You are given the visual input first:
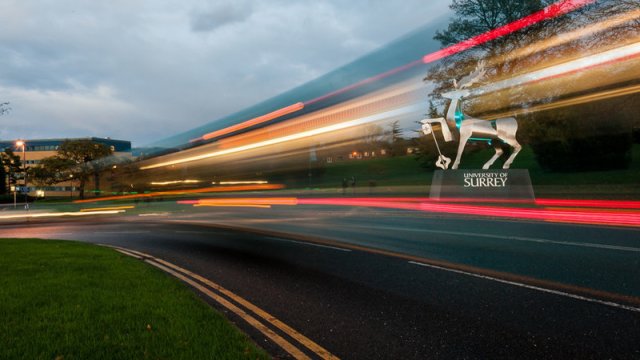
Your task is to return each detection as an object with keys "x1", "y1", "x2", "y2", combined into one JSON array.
[
  {"x1": 95, "y1": 231, "x2": 150, "y2": 234},
  {"x1": 352, "y1": 225, "x2": 640, "y2": 252},
  {"x1": 409, "y1": 261, "x2": 640, "y2": 313},
  {"x1": 264, "y1": 236, "x2": 352, "y2": 252},
  {"x1": 138, "y1": 212, "x2": 169, "y2": 217}
]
